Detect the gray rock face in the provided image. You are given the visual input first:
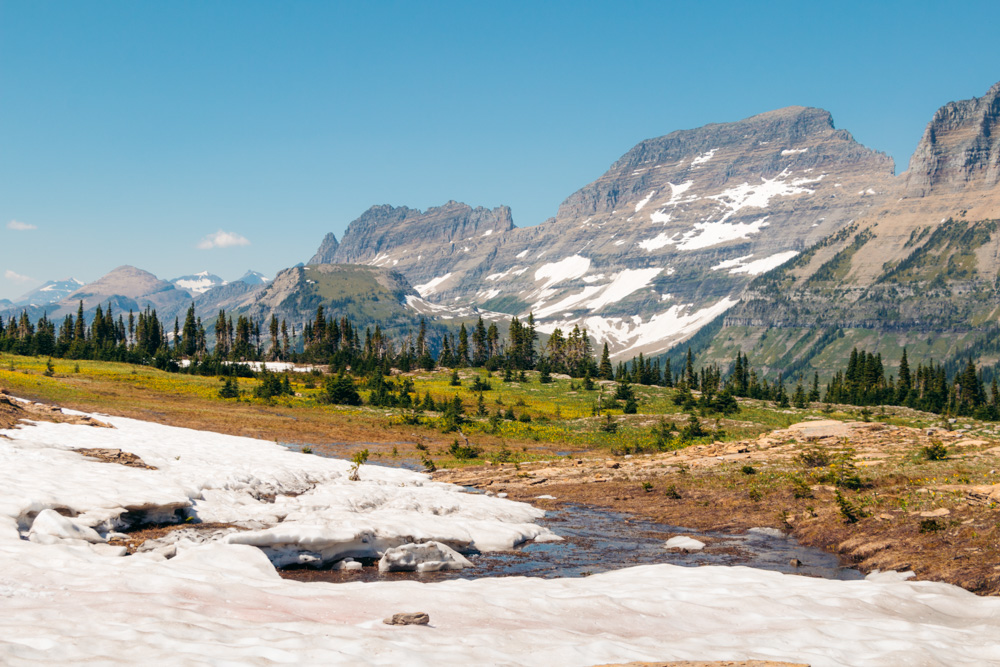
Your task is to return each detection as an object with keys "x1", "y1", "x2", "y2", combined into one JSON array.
[
  {"x1": 310, "y1": 107, "x2": 893, "y2": 358},
  {"x1": 904, "y1": 81, "x2": 1000, "y2": 197},
  {"x1": 309, "y1": 201, "x2": 514, "y2": 267}
]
